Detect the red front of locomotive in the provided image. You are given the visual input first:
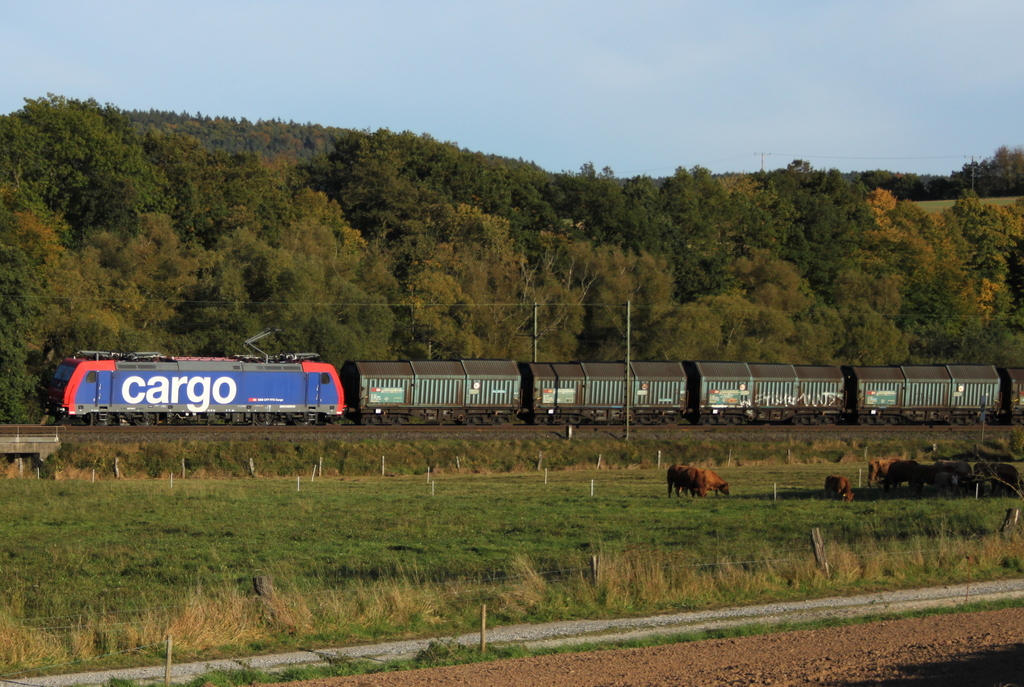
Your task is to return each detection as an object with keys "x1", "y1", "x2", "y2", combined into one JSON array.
[{"x1": 47, "y1": 357, "x2": 117, "y2": 420}]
